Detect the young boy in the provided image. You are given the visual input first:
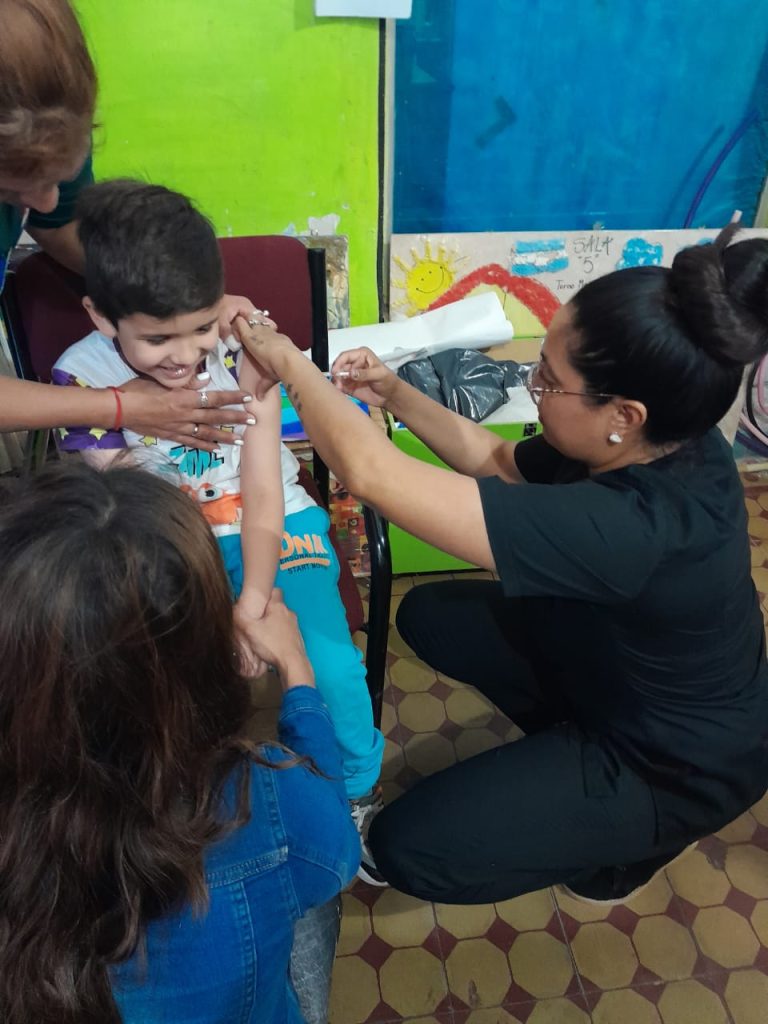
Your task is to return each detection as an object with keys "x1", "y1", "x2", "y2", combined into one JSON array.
[{"x1": 52, "y1": 180, "x2": 385, "y2": 883}]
